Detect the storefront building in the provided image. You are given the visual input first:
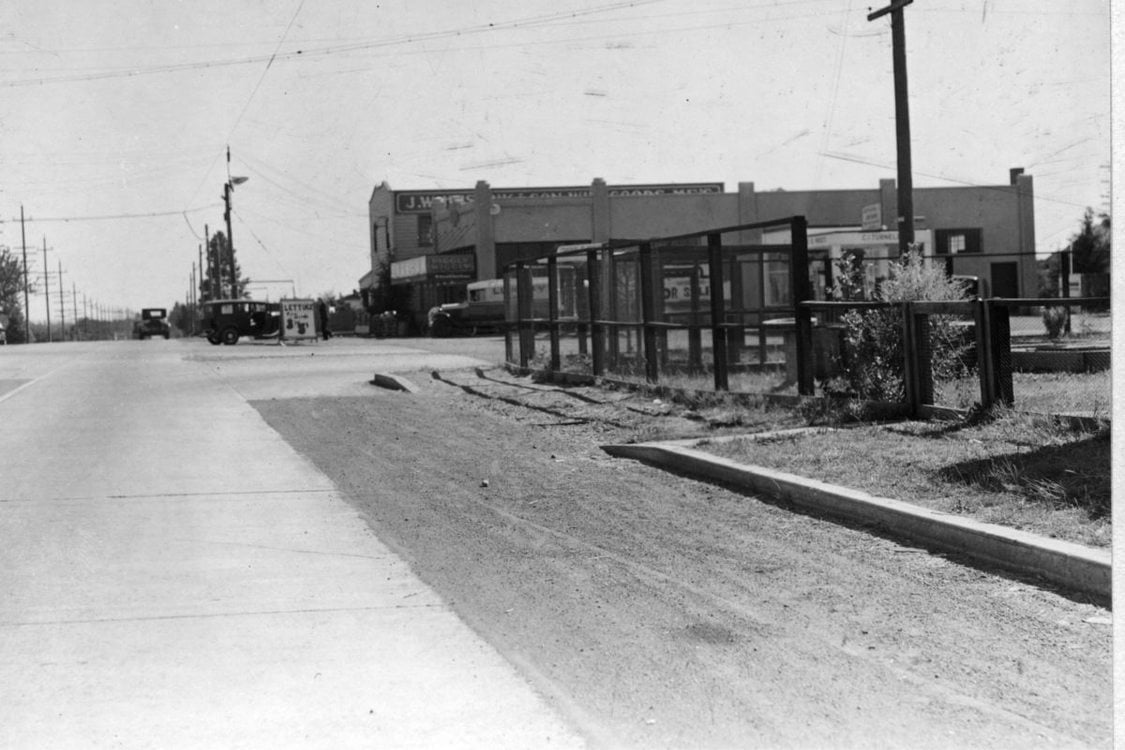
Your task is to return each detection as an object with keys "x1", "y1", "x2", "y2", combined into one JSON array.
[{"x1": 364, "y1": 169, "x2": 1036, "y2": 329}]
